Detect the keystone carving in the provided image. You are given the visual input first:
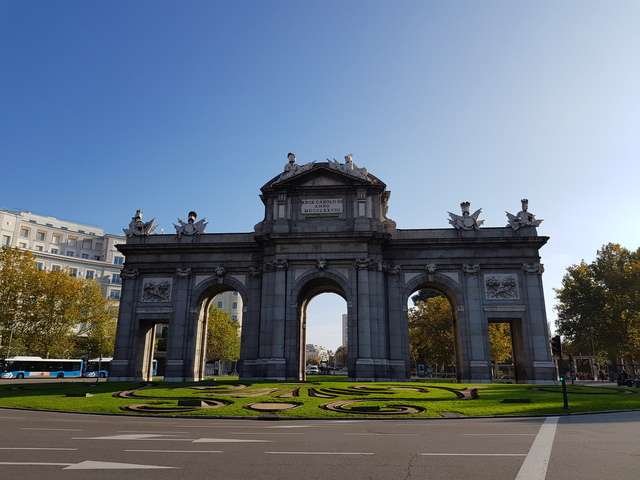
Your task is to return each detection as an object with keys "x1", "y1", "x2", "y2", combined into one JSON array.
[
  {"x1": 462, "y1": 263, "x2": 480, "y2": 274},
  {"x1": 176, "y1": 267, "x2": 192, "y2": 277},
  {"x1": 425, "y1": 263, "x2": 437, "y2": 273},
  {"x1": 316, "y1": 259, "x2": 328, "y2": 270},
  {"x1": 121, "y1": 267, "x2": 139, "y2": 279},
  {"x1": 522, "y1": 262, "x2": 544, "y2": 274},
  {"x1": 214, "y1": 266, "x2": 226, "y2": 278}
]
